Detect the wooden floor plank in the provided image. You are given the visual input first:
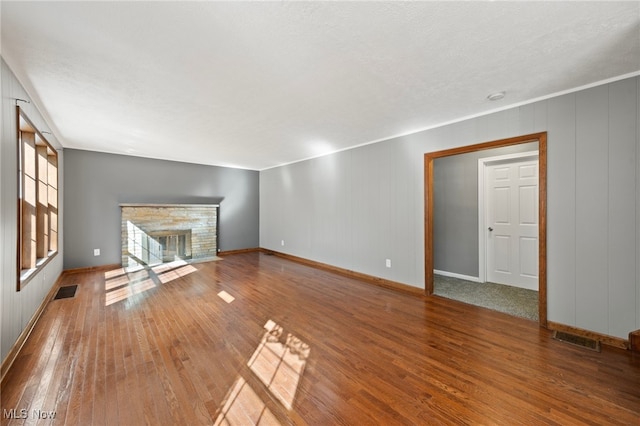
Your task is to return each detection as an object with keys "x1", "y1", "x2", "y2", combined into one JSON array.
[{"x1": 2, "y1": 252, "x2": 639, "y2": 425}]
